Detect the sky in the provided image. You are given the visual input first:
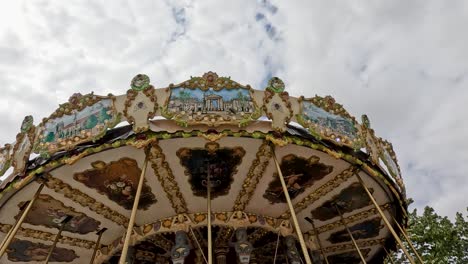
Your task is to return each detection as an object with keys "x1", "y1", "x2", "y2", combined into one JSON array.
[{"x1": 0, "y1": 0, "x2": 467, "y2": 218}]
